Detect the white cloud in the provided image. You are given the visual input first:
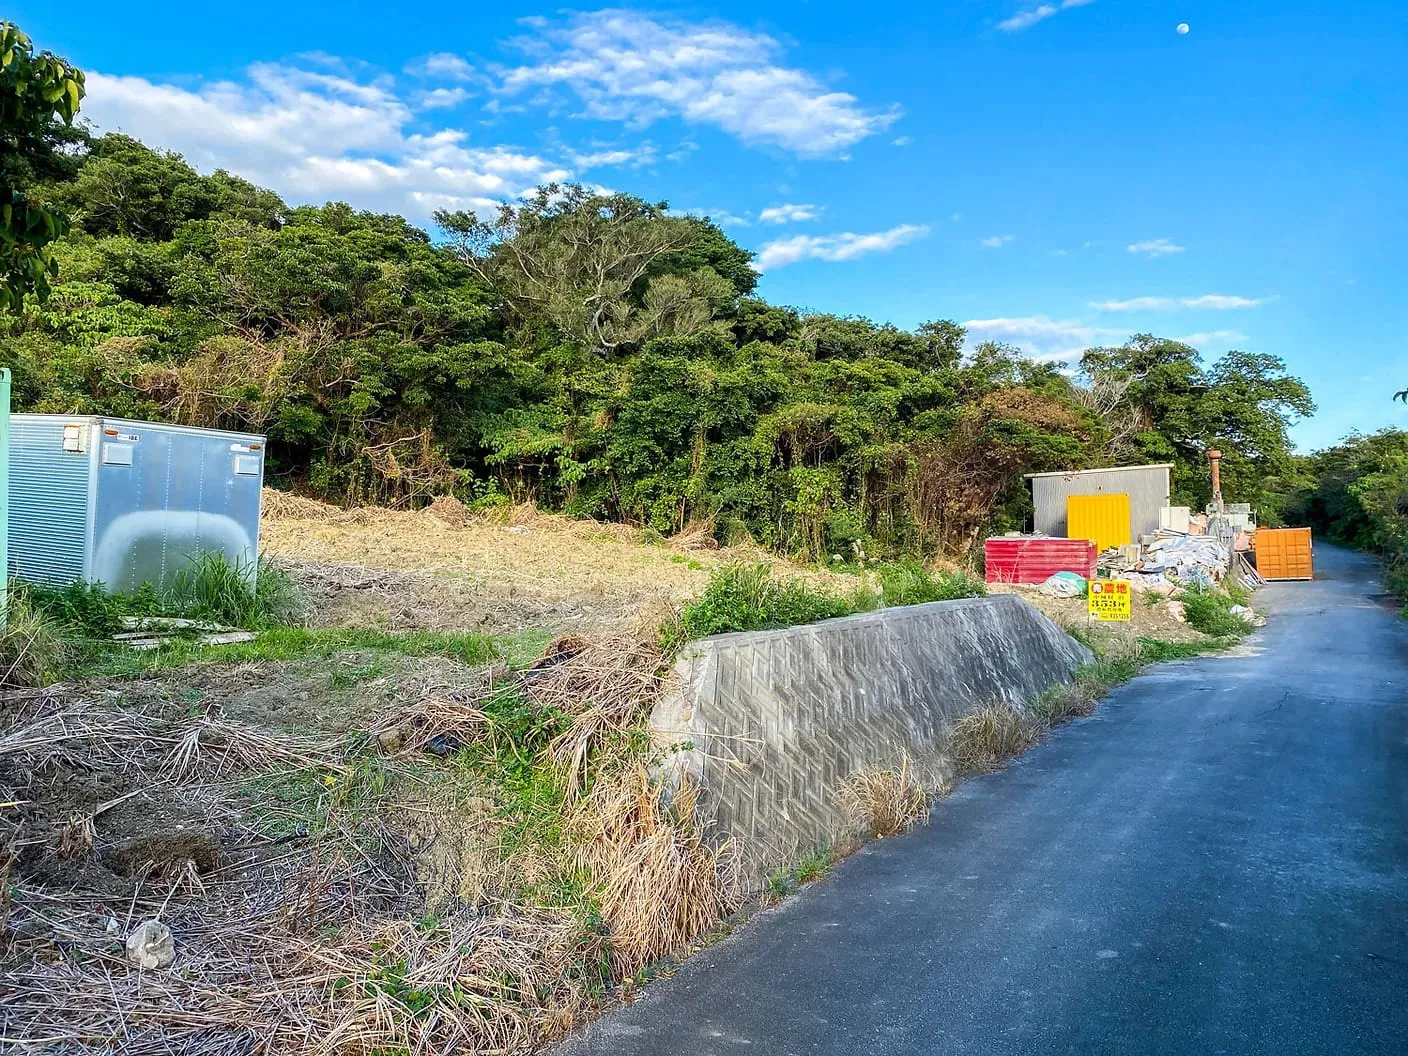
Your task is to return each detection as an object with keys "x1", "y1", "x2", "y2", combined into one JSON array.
[
  {"x1": 892, "y1": 135, "x2": 912, "y2": 146},
  {"x1": 981, "y1": 234, "x2": 1015, "y2": 248},
  {"x1": 494, "y1": 10, "x2": 899, "y2": 156},
  {"x1": 962, "y1": 315, "x2": 1125, "y2": 363},
  {"x1": 406, "y1": 52, "x2": 475, "y2": 81},
  {"x1": 1090, "y1": 294, "x2": 1269, "y2": 311},
  {"x1": 83, "y1": 64, "x2": 570, "y2": 221},
  {"x1": 1180, "y1": 294, "x2": 1266, "y2": 310},
  {"x1": 1177, "y1": 330, "x2": 1249, "y2": 348},
  {"x1": 1090, "y1": 296, "x2": 1176, "y2": 311},
  {"x1": 999, "y1": 0, "x2": 1097, "y2": 33},
  {"x1": 1127, "y1": 238, "x2": 1186, "y2": 257},
  {"x1": 417, "y1": 86, "x2": 470, "y2": 110},
  {"x1": 567, "y1": 143, "x2": 658, "y2": 168},
  {"x1": 755, "y1": 224, "x2": 929, "y2": 271},
  {"x1": 758, "y1": 203, "x2": 823, "y2": 224}
]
